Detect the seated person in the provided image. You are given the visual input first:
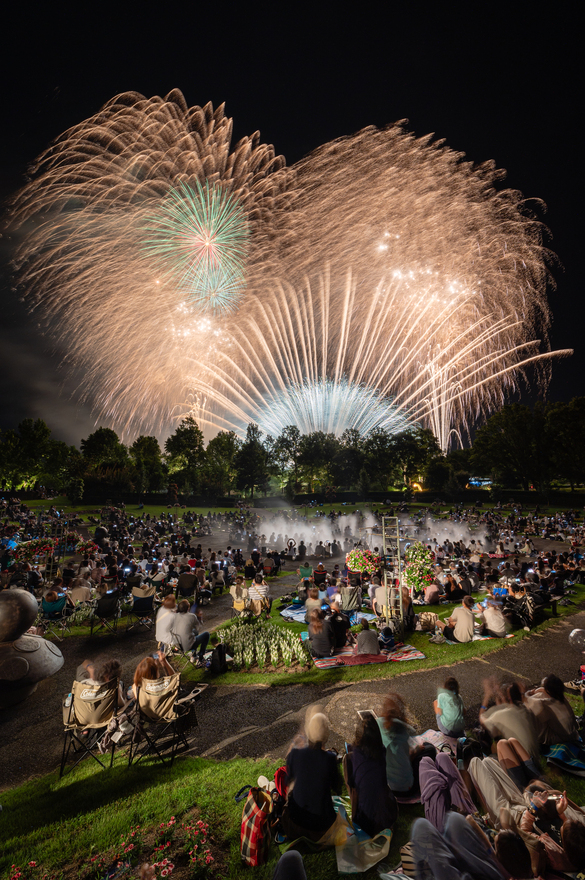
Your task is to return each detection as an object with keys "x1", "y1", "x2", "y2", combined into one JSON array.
[
  {"x1": 176, "y1": 565, "x2": 197, "y2": 598},
  {"x1": 132, "y1": 651, "x2": 174, "y2": 700},
  {"x1": 433, "y1": 675, "x2": 465, "y2": 737},
  {"x1": 476, "y1": 597, "x2": 508, "y2": 637},
  {"x1": 244, "y1": 558, "x2": 257, "y2": 579},
  {"x1": 209, "y1": 564, "x2": 225, "y2": 595},
  {"x1": 378, "y1": 691, "x2": 436, "y2": 797},
  {"x1": 69, "y1": 576, "x2": 93, "y2": 604},
  {"x1": 524, "y1": 674, "x2": 579, "y2": 746},
  {"x1": 443, "y1": 572, "x2": 465, "y2": 602},
  {"x1": 345, "y1": 713, "x2": 397, "y2": 836},
  {"x1": 297, "y1": 562, "x2": 313, "y2": 579},
  {"x1": 436, "y1": 595, "x2": 475, "y2": 643},
  {"x1": 356, "y1": 618, "x2": 380, "y2": 654},
  {"x1": 285, "y1": 712, "x2": 342, "y2": 841},
  {"x1": 327, "y1": 602, "x2": 352, "y2": 648},
  {"x1": 155, "y1": 595, "x2": 177, "y2": 650},
  {"x1": 307, "y1": 608, "x2": 334, "y2": 658},
  {"x1": 297, "y1": 577, "x2": 311, "y2": 602},
  {"x1": 75, "y1": 658, "x2": 127, "y2": 709},
  {"x1": 312, "y1": 564, "x2": 328, "y2": 586},
  {"x1": 423, "y1": 581, "x2": 441, "y2": 605},
  {"x1": 304, "y1": 586, "x2": 323, "y2": 622},
  {"x1": 230, "y1": 577, "x2": 249, "y2": 612},
  {"x1": 402, "y1": 586, "x2": 416, "y2": 631},
  {"x1": 171, "y1": 600, "x2": 209, "y2": 665},
  {"x1": 248, "y1": 573, "x2": 271, "y2": 617}
]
